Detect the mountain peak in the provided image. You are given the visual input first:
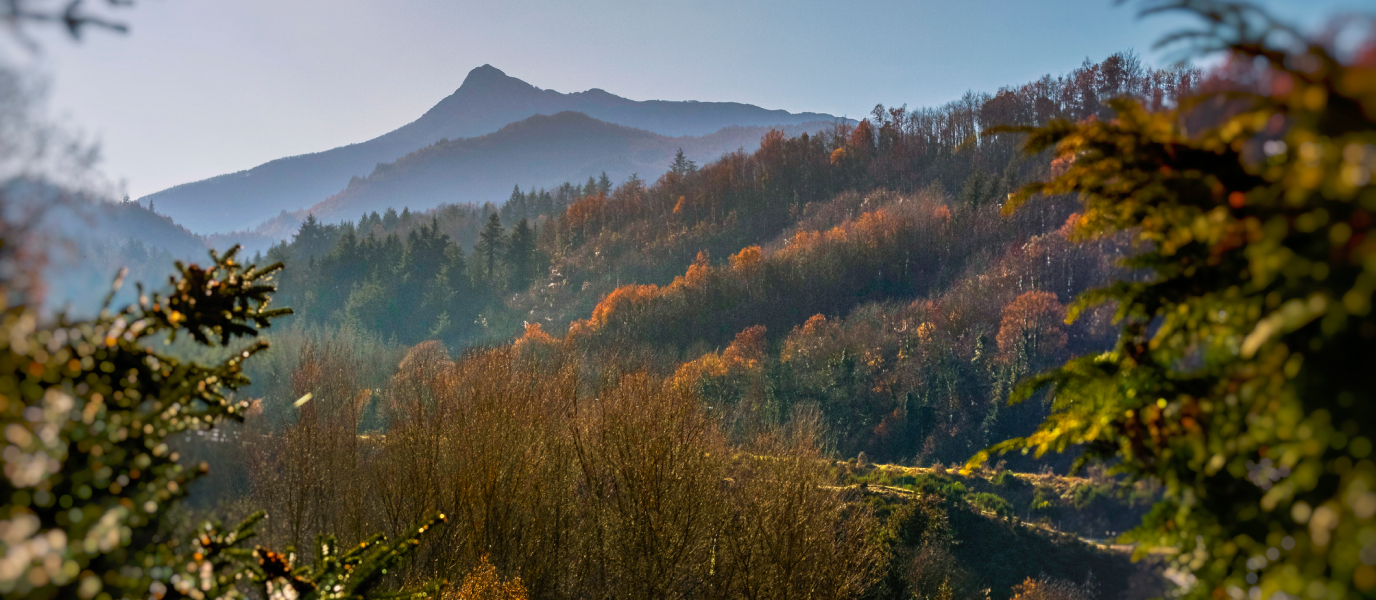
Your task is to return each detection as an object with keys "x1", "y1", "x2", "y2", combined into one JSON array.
[
  {"x1": 459, "y1": 64, "x2": 517, "y2": 90},
  {"x1": 143, "y1": 63, "x2": 842, "y2": 234}
]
